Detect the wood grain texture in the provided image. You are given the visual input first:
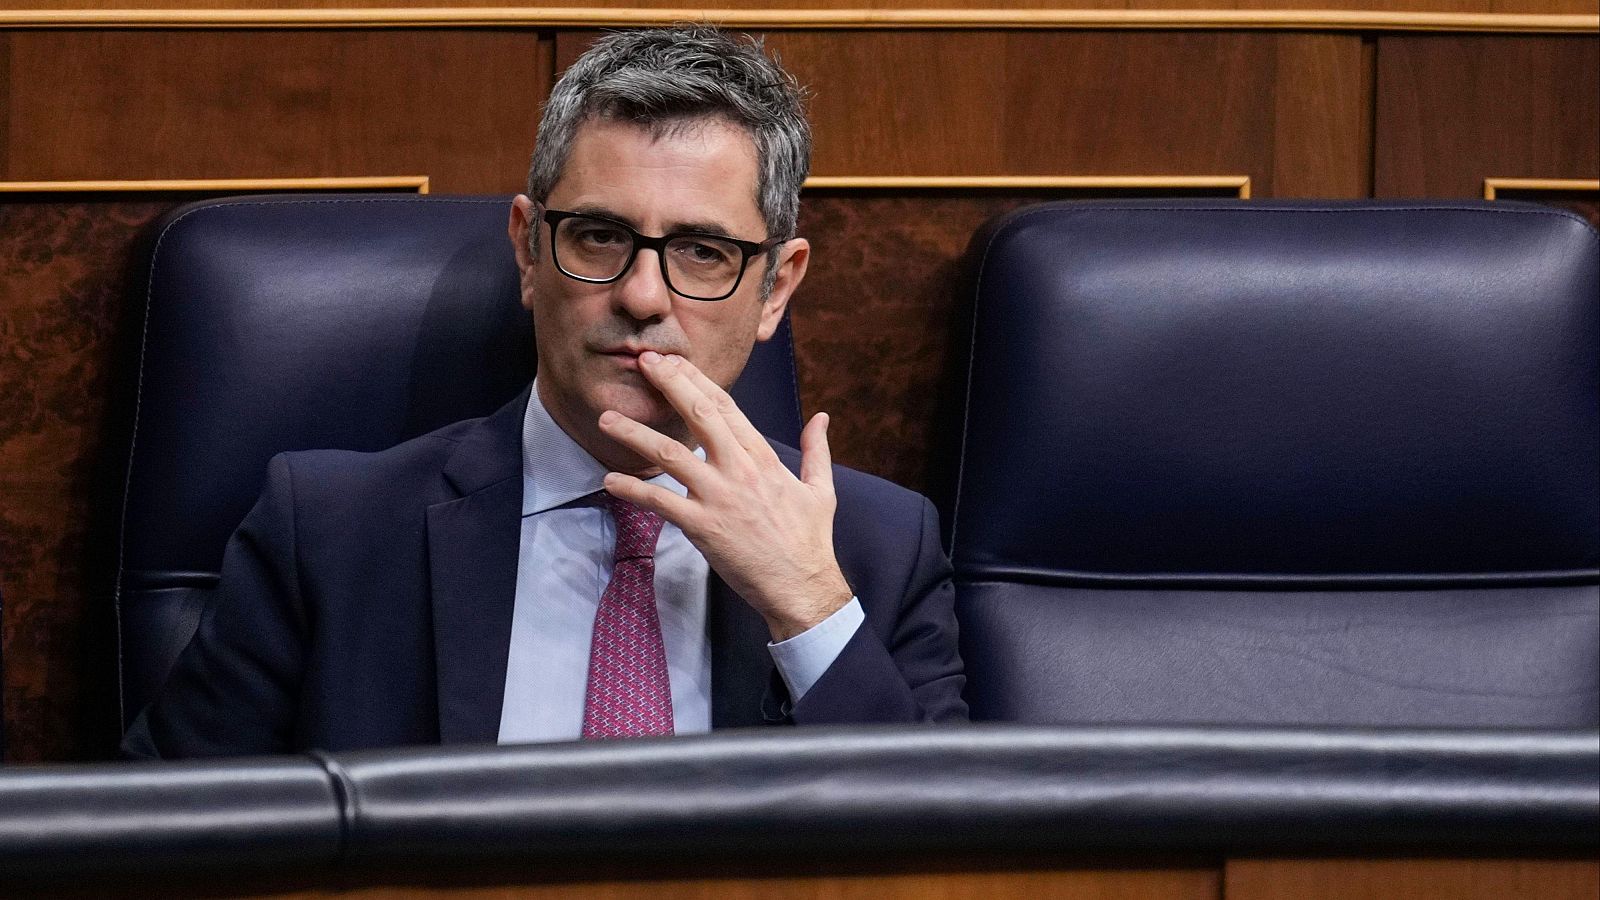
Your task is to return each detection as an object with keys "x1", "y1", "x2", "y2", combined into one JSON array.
[
  {"x1": 1272, "y1": 33, "x2": 1369, "y2": 196},
  {"x1": 1225, "y1": 858, "x2": 1600, "y2": 900},
  {"x1": 2, "y1": 11, "x2": 1597, "y2": 35},
  {"x1": 790, "y1": 190, "x2": 1037, "y2": 501},
  {"x1": 1374, "y1": 34, "x2": 1600, "y2": 196},
  {"x1": 0, "y1": 35, "x2": 9, "y2": 180},
  {"x1": 3, "y1": 30, "x2": 552, "y2": 192},
  {"x1": 561, "y1": 30, "x2": 1362, "y2": 197},
  {"x1": 256, "y1": 867, "x2": 1221, "y2": 900},
  {"x1": 0, "y1": 198, "x2": 169, "y2": 762},
  {"x1": 0, "y1": 1, "x2": 1596, "y2": 15}
]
